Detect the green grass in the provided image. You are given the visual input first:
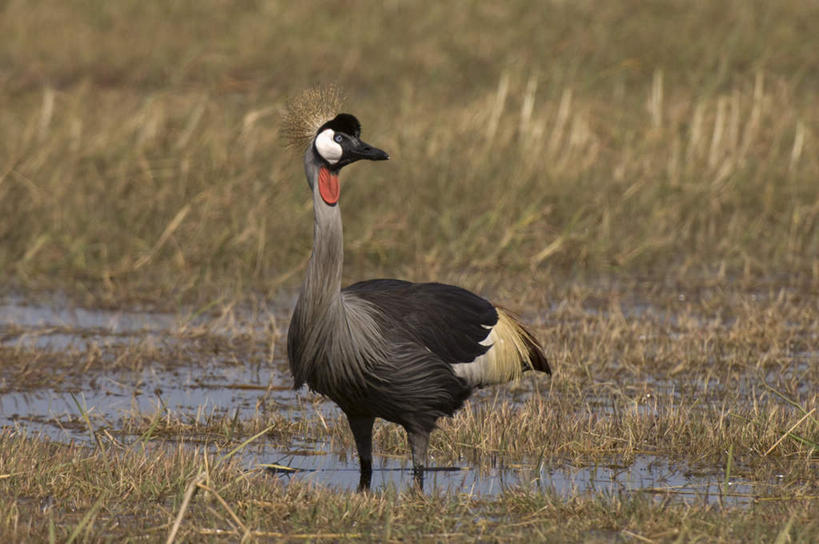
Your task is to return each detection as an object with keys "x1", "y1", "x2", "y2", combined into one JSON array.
[{"x1": 0, "y1": 0, "x2": 817, "y2": 304}]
